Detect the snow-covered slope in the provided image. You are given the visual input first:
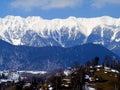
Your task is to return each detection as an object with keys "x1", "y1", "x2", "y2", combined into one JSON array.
[{"x1": 0, "y1": 16, "x2": 120, "y2": 49}]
